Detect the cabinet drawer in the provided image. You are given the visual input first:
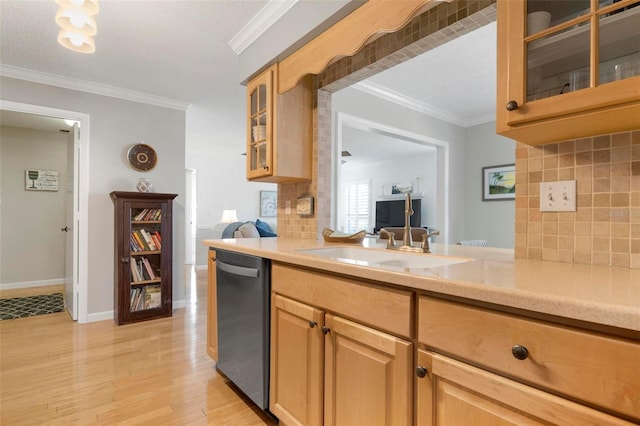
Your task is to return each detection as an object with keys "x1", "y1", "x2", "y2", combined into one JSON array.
[
  {"x1": 418, "y1": 296, "x2": 640, "y2": 421},
  {"x1": 272, "y1": 263, "x2": 412, "y2": 338}
]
